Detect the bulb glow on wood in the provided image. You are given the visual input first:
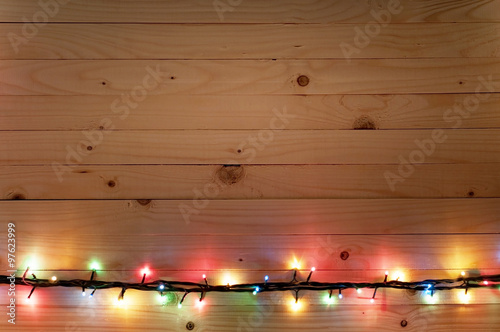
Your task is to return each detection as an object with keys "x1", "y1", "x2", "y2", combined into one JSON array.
[
  {"x1": 90, "y1": 262, "x2": 101, "y2": 271},
  {"x1": 291, "y1": 258, "x2": 301, "y2": 270},
  {"x1": 290, "y1": 298, "x2": 303, "y2": 311}
]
